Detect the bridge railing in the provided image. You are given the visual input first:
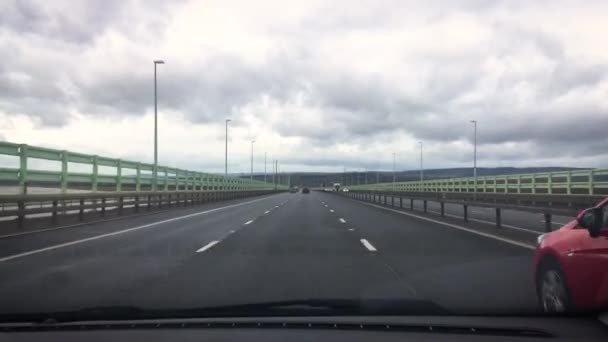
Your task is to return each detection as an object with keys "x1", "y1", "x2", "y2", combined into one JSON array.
[
  {"x1": 0, "y1": 141, "x2": 283, "y2": 194},
  {"x1": 331, "y1": 189, "x2": 606, "y2": 232},
  {"x1": 0, "y1": 189, "x2": 281, "y2": 229},
  {"x1": 348, "y1": 169, "x2": 608, "y2": 195}
]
